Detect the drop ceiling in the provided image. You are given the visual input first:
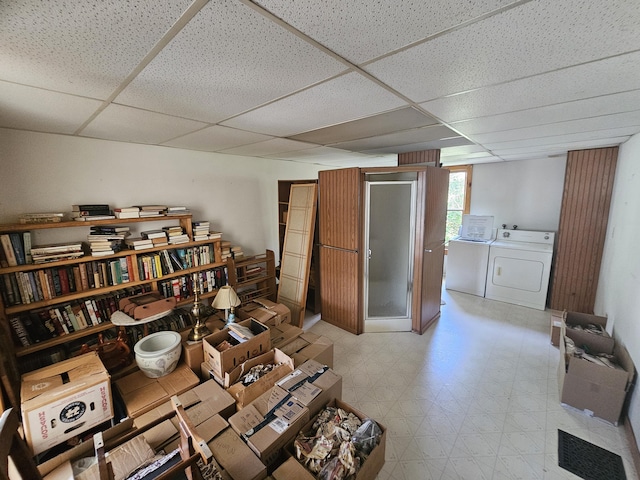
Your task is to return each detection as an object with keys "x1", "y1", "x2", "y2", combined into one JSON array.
[{"x1": 1, "y1": 0, "x2": 639, "y2": 167}]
